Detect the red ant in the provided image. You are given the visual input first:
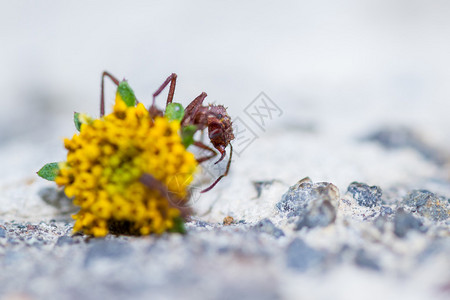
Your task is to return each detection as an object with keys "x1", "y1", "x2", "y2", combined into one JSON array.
[{"x1": 100, "y1": 72, "x2": 234, "y2": 195}]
